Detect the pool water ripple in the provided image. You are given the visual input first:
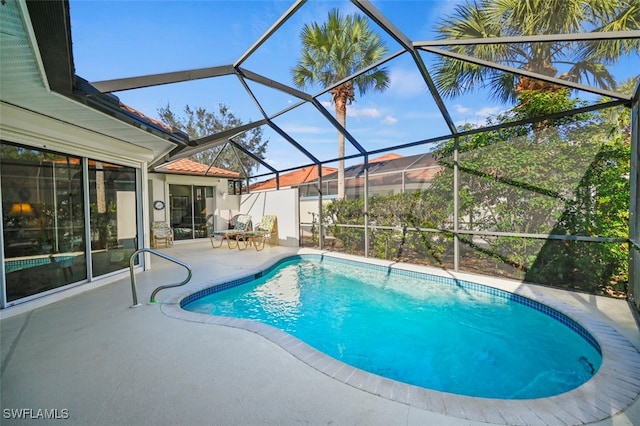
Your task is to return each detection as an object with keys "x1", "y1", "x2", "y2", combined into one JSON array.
[
  {"x1": 162, "y1": 251, "x2": 640, "y2": 424},
  {"x1": 183, "y1": 256, "x2": 602, "y2": 399}
]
